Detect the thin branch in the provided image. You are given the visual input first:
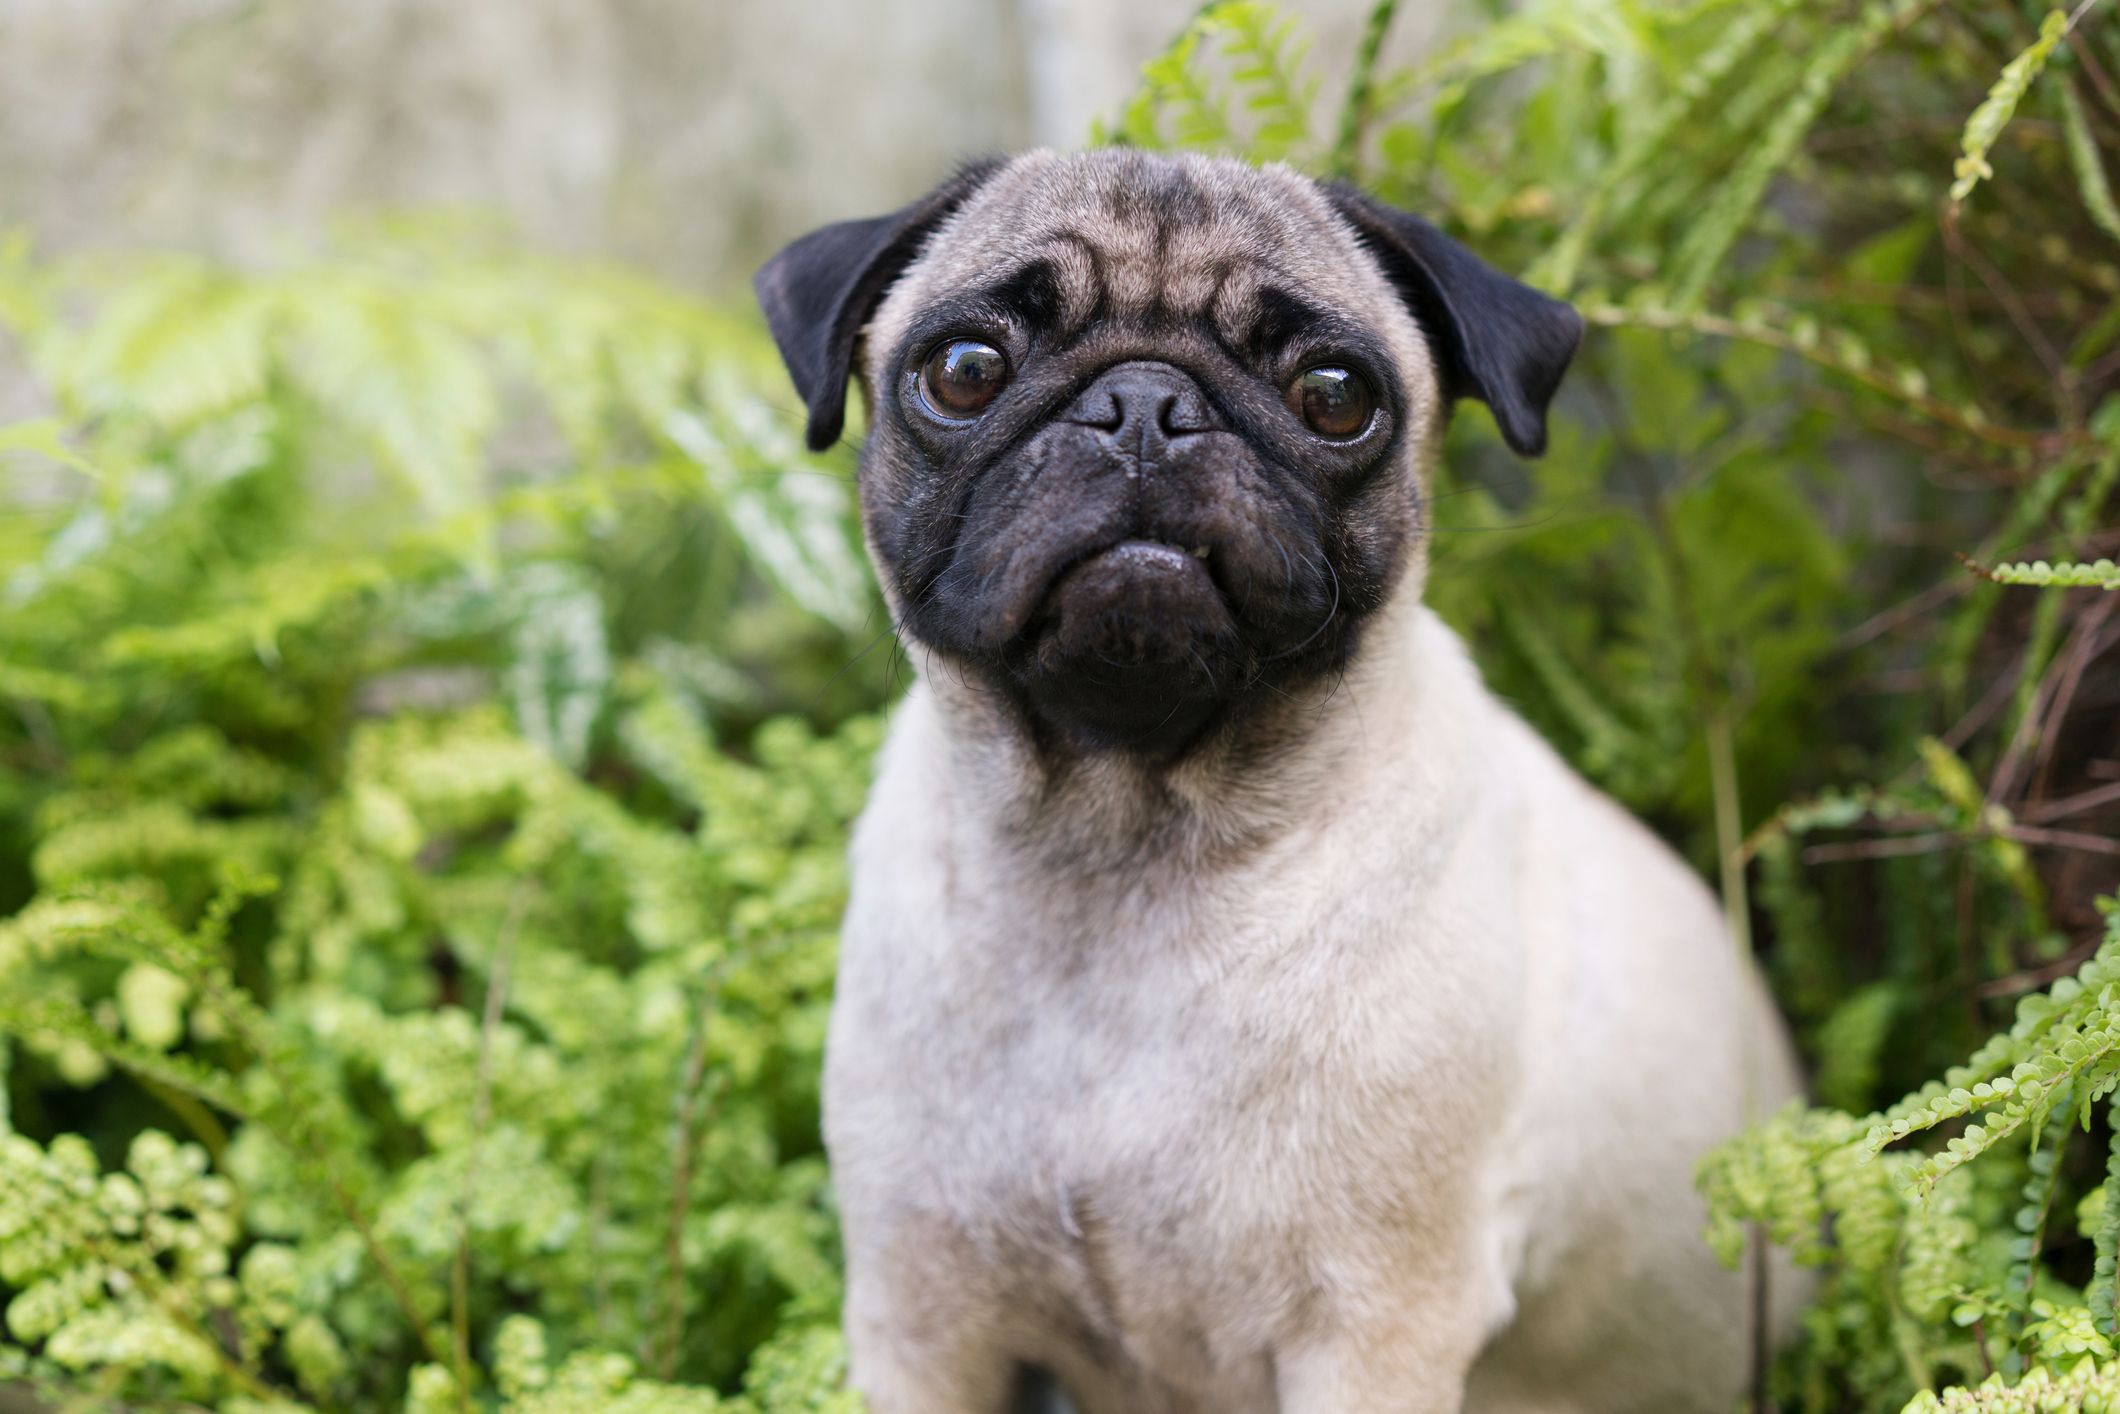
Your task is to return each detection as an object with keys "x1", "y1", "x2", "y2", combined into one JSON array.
[
  {"x1": 451, "y1": 882, "x2": 532, "y2": 1413},
  {"x1": 590, "y1": 1151, "x2": 617, "y2": 1346},
  {"x1": 1977, "y1": 932, "x2": 2109, "y2": 998},
  {"x1": 135, "y1": 1073, "x2": 233, "y2": 1167},
  {"x1": 1748, "y1": 1220, "x2": 1772, "y2": 1414},
  {"x1": 1941, "y1": 222, "x2": 2072, "y2": 421},
  {"x1": 1942, "y1": 653, "x2": 2028, "y2": 753},
  {"x1": 2031, "y1": 603, "x2": 2120, "y2": 799},
  {"x1": 1956, "y1": 849, "x2": 1983, "y2": 1036},
  {"x1": 1986, "y1": 608, "x2": 2081, "y2": 809},
  {"x1": 2071, "y1": 25, "x2": 2120, "y2": 121},
  {"x1": 2003, "y1": 823, "x2": 2120, "y2": 856},
  {"x1": 1803, "y1": 831, "x2": 1961, "y2": 864},
  {"x1": 1835, "y1": 573, "x2": 1974, "y2": 652},
  {"x1": 1583, "y1": 305, "x2": 2078, "y2": 453},
  {"x1": 657, "y1": 967, "x2": 729, "y2": 1380},
  {"x1": 2028, "y1": 779, "x2": 2120, "y2": 822}
]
